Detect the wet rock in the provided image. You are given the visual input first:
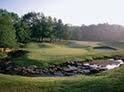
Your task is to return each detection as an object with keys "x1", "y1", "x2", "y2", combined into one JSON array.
[
  {"x1": 76, "y1": 62, "x2": 83, "y2": 66},
  {"x1": 0, "y1": 56, "x2": 124, "y2": 77},
  {"x1": 64, "y1": 72, "x2": 75, "y2": 76},
  {"x1": 54, "y1": 72, "x2": 64, "y2": 77},
  {"x1": 82, "y1": 69, "x2": 90, "y2": 74},
  {"x1": 67, "y1": 65, "x2": 77, "y2": 71}
]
